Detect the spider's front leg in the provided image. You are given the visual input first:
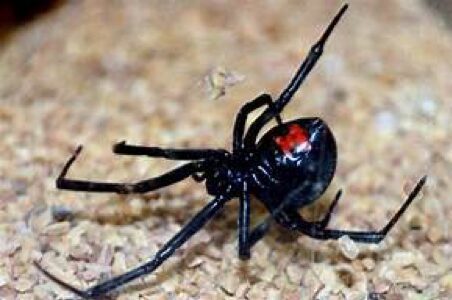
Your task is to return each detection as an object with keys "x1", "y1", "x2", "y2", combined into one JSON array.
[
  {"x1": 56, "y1": 145, "x2": 205, "y2": 194},
  {"x1": 233, "y1": 93, "x2": 282, "y2": 152},
  {"x1": 244, "y1": 4, "x2": 348, "y2": 148}
]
